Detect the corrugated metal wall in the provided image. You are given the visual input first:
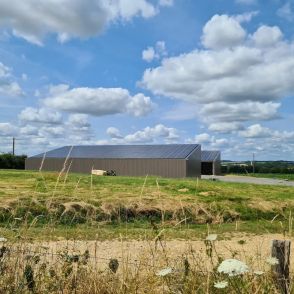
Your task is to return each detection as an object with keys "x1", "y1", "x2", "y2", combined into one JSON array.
[
  {"x1": 186, "y1": 146, "x2": 201, "y2": 177},
  {"x1": 213, "y1": 153, "x2": 221, "y2": 175},
  {"x1": 25, "y1": 157, "x2": 191, "y2": 178}
]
